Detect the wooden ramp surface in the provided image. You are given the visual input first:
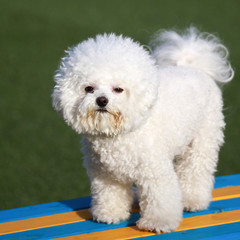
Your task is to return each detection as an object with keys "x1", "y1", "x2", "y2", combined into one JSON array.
[{"x1": 0, "y1": 174, "x2": 240, "y2": 240}]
